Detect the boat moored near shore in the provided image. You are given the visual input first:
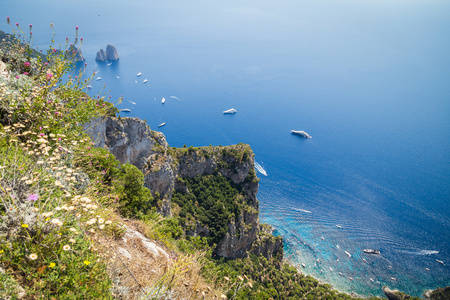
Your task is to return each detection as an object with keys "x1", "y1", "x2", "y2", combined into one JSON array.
[{"x1": 363, "y1": 249, "x2": 381, "y2": 255}]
